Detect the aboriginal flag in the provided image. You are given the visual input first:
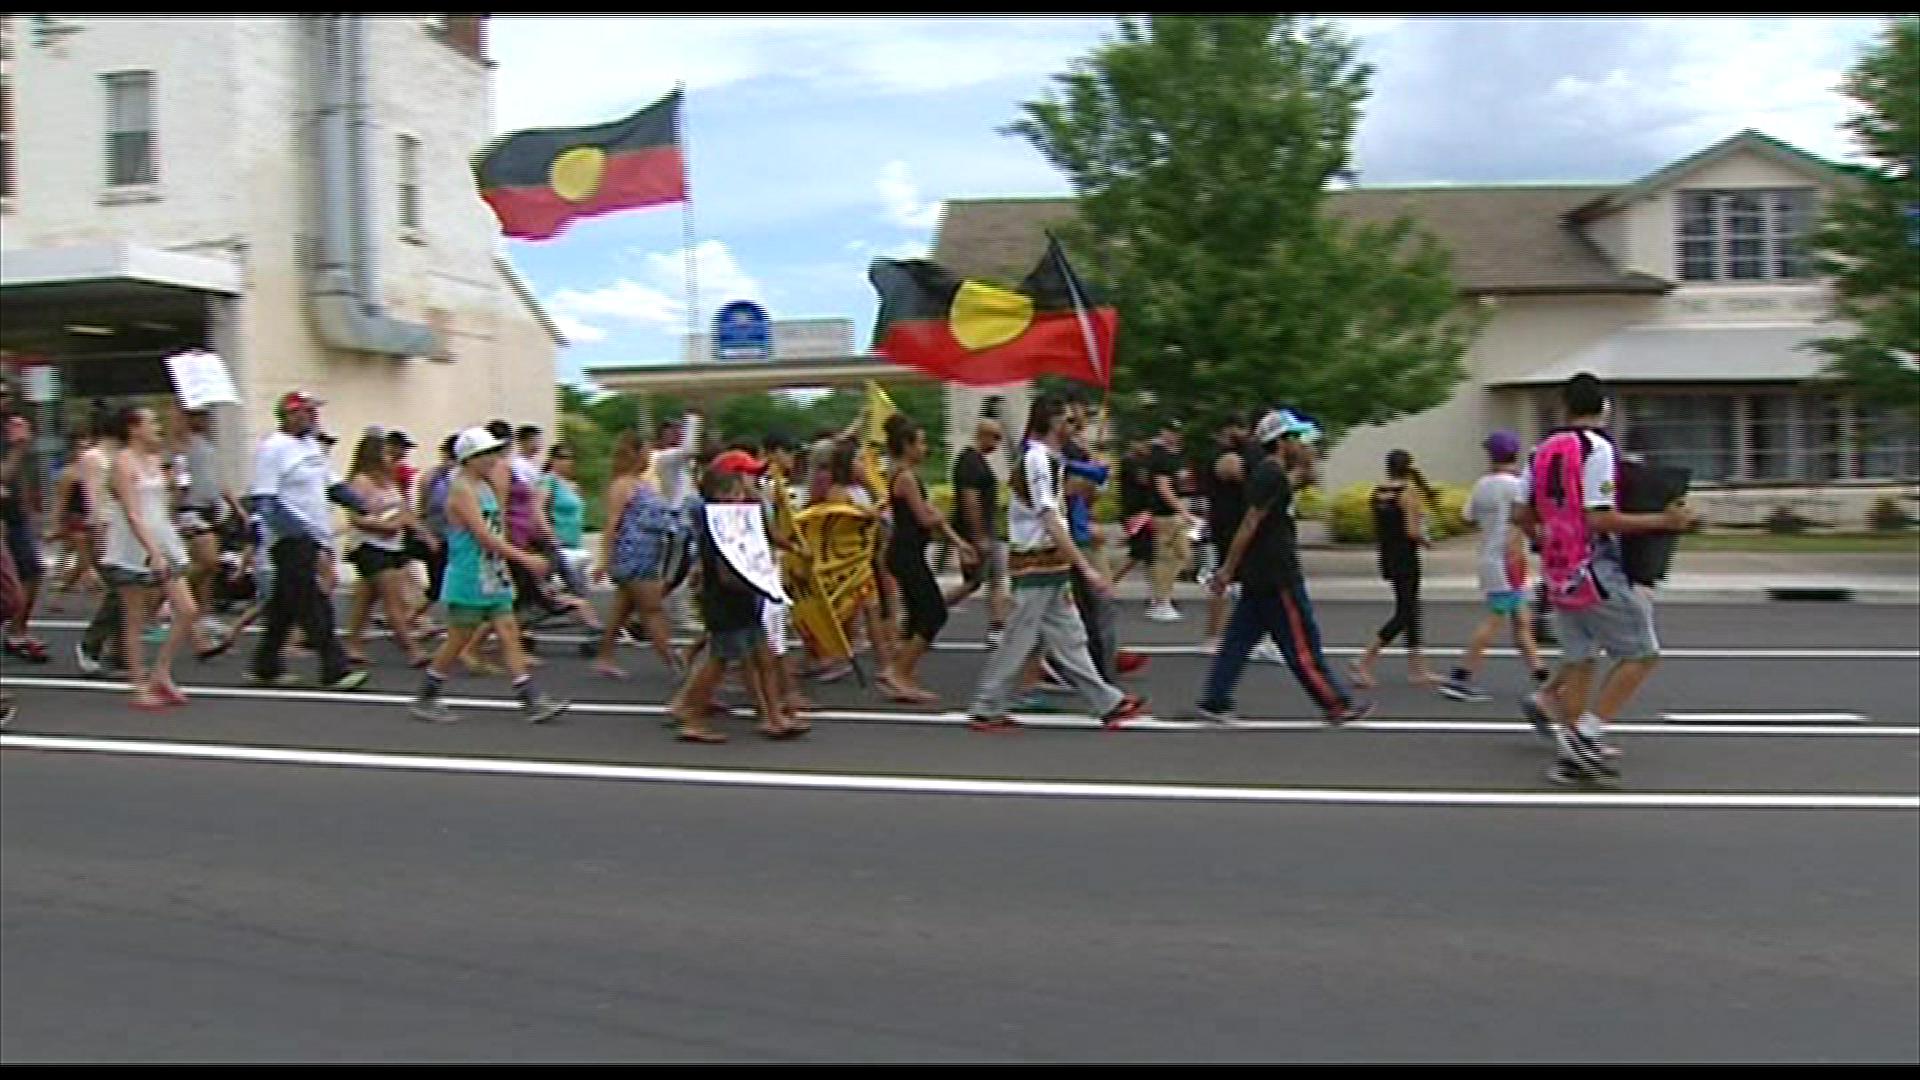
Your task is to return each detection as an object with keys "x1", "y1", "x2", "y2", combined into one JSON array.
[
  {"x1": 869, "y1": 235, "x2": 1116, "y2": 388},
  {"x1": 475, "y1": 89, "x2": 686, "y2": 241}
]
